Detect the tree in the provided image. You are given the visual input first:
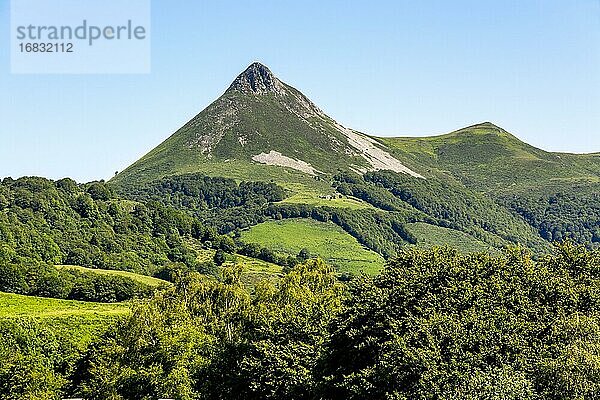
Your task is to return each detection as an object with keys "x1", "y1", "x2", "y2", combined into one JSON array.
[
  {"x1": 298, "y1": 248, "x2": 311, "y2": 261},
  {"x1": 0, "y1": 262, "x2": 27, "y2": 294},
  {"x1": 318, "y1": 245, "x2": 600, "y2": 399},
  {"x1": 78, "y1": 261, "x2": 344, "y2": 400},
  {"x1": 213, "y1": 249, "x2": 226, "y2": 266}
]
